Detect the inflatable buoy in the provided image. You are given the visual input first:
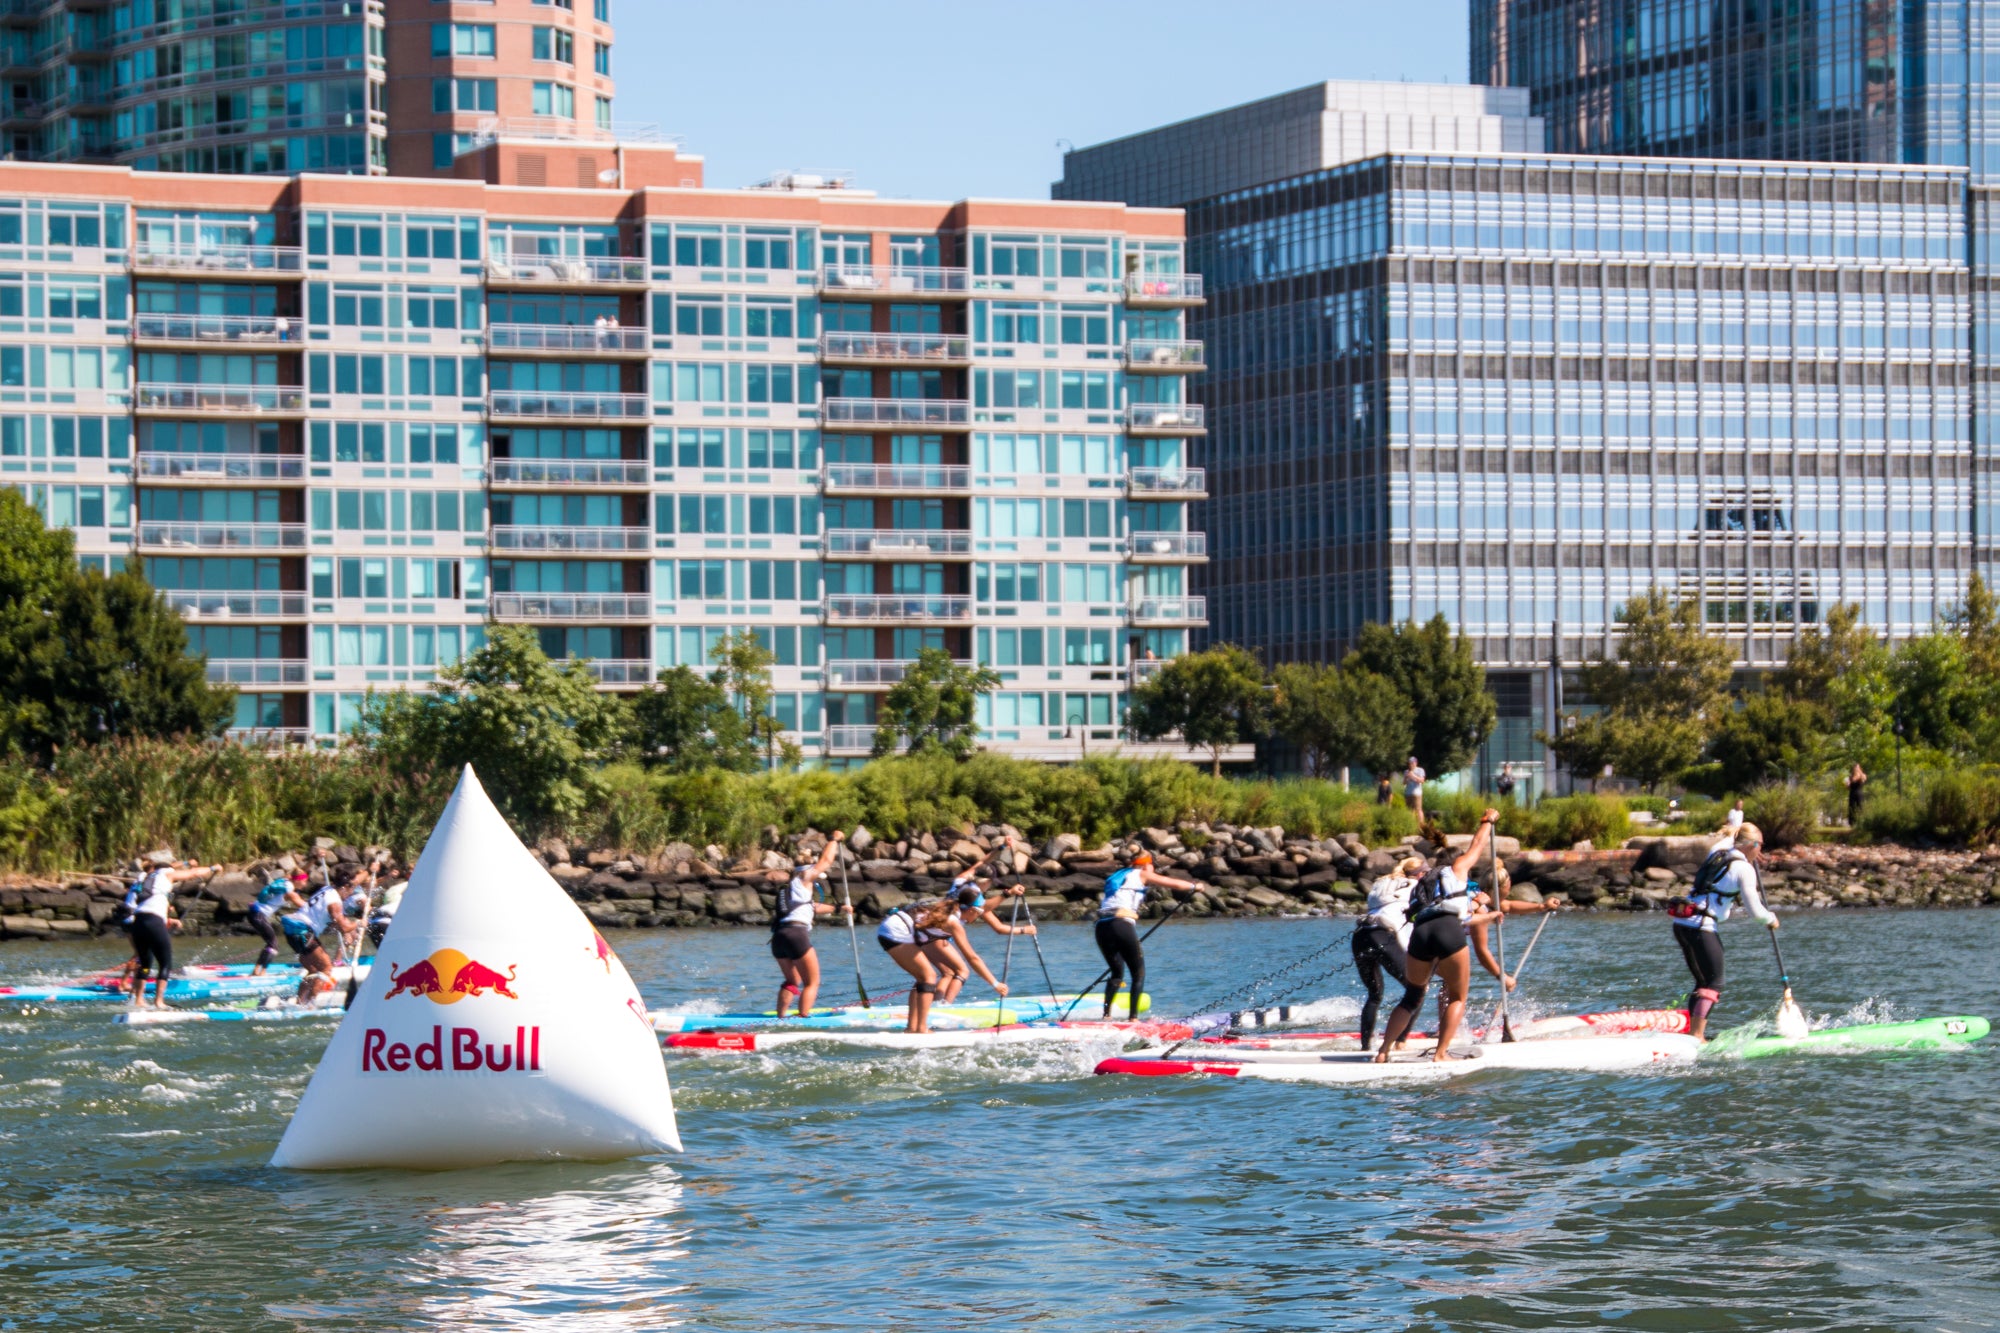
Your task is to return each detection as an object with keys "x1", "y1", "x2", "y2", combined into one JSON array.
[{"x1": 272, "y1": 766, "x2": 681, "y2": 1169}]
